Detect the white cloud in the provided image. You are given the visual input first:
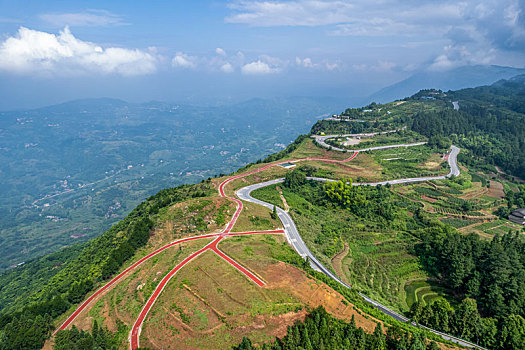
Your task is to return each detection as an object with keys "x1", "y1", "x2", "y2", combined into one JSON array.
[
  {"x1": 376, "y1": 60, "x2": 396, "y2": 71},
  {"x1": 241, "y1": 60, "x2": 280, "y2": 75},
  {"x1": 215, "y1": 47, "x2": 227, "y2": 56},
  {"x1": 0, "y1": 27, "x2": 157, "y2": 76},
  {"x1": 325, "y1": 62, "x2": 339, "y2": 71},
  {"x1": 171, "y1": 52, "x2": 198, "y2": 69},
  {"x1": 428, "y1": 54, "x2": 456, "y2": 71},
  {"x1": 296, "y1": 57, "x2": 314, "y2": 68},
  {"x1": 227, "y1": 0, "x2": 354, "y2": 26},
  {"x1": 226, "y1": 0, "x2": 525, "y2": 71},
  {"x1": 220, "y1": 62, "x2": 234, "y2": 73},
  {"x1": 40, "y1": 9, "x2": 127, "y2": 27},
  {"x1": 350, "y1": 60, "x2": 397, "y2": 72}
]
